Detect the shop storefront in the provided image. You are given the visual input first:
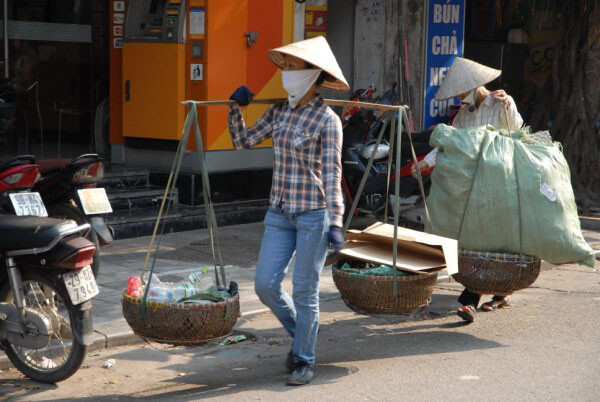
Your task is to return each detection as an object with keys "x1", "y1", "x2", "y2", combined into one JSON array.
[
  {"x1": 326, "y1": 0, "x2": 598, "y2": 206},
  {"x1": 108, "y1": 0, "x2": 297, "y2": 172},
  {"x1": 0, "y1": 0, "x2": 109, "y2": 161}
]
